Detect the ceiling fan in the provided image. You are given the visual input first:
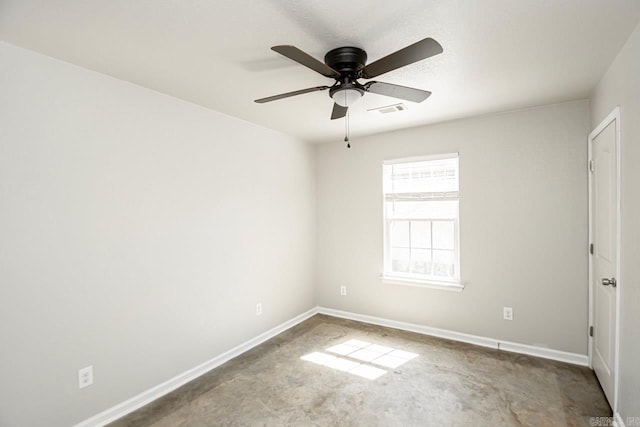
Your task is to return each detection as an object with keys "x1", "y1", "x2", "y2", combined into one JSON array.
[{"x1": 254, "y1": 37, "x2": 443, "y2": 120}]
